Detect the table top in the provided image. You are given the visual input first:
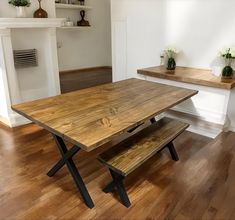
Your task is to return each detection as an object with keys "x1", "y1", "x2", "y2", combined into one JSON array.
[
  {"x1": 138, "y1": 66, "x2": 235, "y2": 90},
  {"x1": 12, "y1": 78, "x2": 197, "y2": 152}
]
